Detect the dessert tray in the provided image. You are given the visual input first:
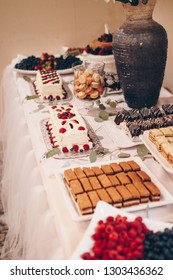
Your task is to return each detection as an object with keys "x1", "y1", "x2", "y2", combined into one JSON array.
[
  {"x1": 40, "y1": 118, "x2": 102, "y2": 160},
  {"x1": 140, "y1": 131, "x2": 173, "y2": 174},
  {"x1": 71, "y1": 201, "x2": 173, "y2": 259},
  {"x1": 54, "y1": 157, "x2": 173, "y2": 222}
]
